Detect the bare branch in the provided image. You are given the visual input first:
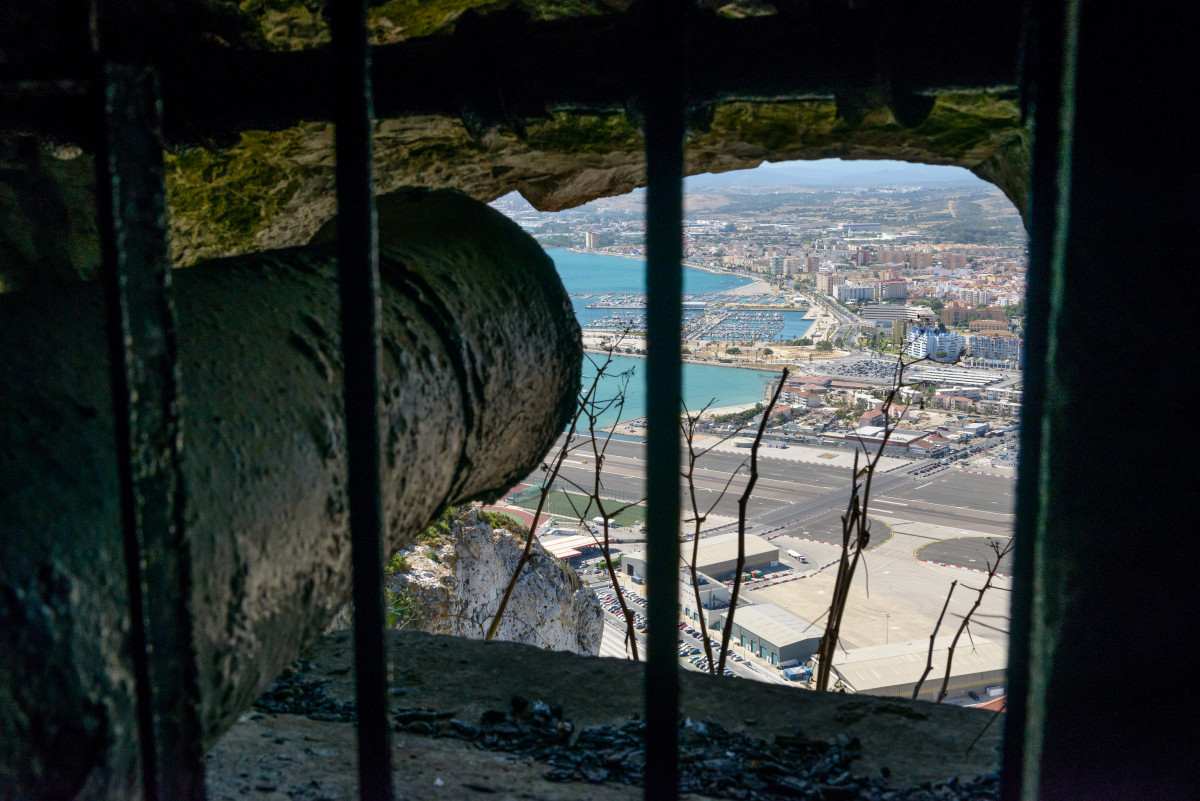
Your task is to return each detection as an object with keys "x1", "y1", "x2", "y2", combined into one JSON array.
[
  {"x1": 717, "y1": 368, "x2": 789, "y2": 676},
  {"x1": 912, "y1": 580, "x2": 957, "y2": 700},
  {"x1": 813, "y1": 353, "x2": 933, "y2": 692},
  {"x1": 936, "y1": 538, "x2": 1014, "y2": 703},
  {"x1": 486, "y1": 333, "x2": 630, "y2": 642}
]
